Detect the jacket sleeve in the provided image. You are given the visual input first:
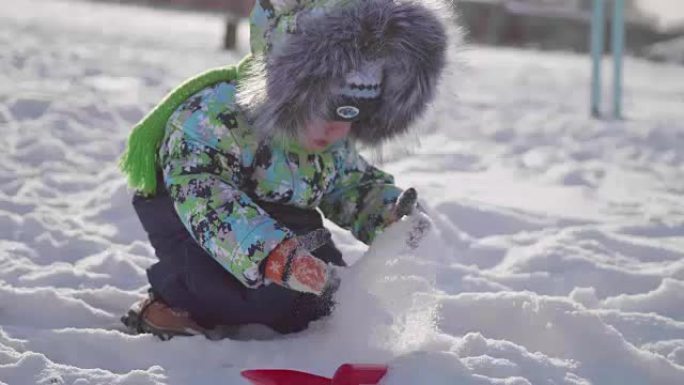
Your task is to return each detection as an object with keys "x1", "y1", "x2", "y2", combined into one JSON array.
[
  {"x1": 319, "y1": 141, "x2": 403, "y2": 245},
  {"x1": 159, "y1": 87, "x2": 292, "y2": 288}
]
